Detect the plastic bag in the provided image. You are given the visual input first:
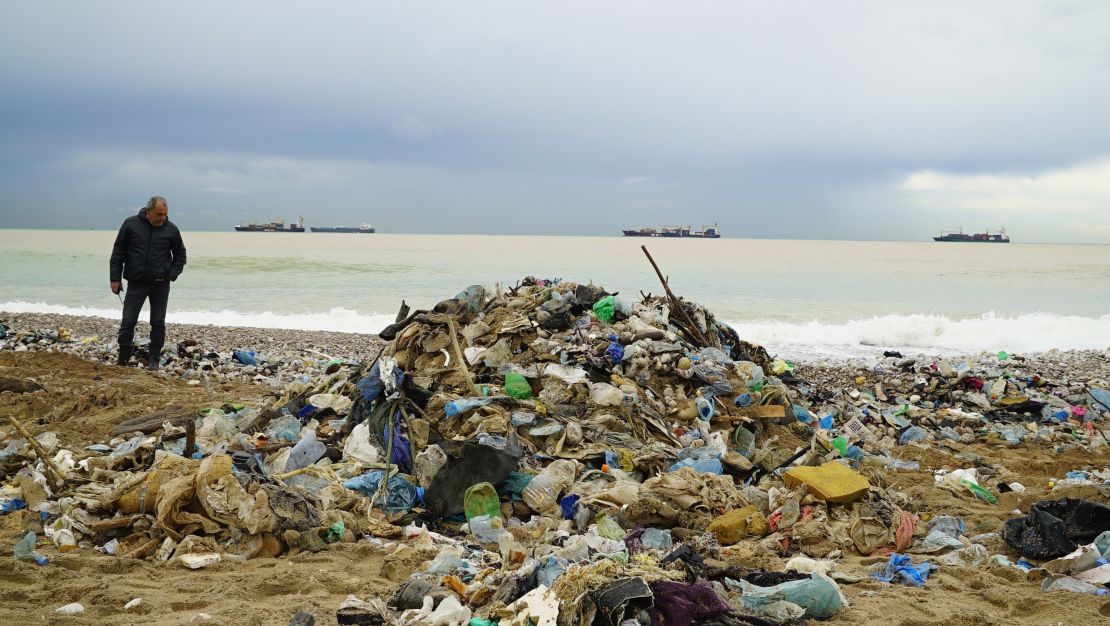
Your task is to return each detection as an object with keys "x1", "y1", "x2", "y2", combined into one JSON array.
[
  {"x1": 342, "y1": 422, "x2": 381, "y2": 466},
  {"x1": 728, "y1": 572, "x2": 846, "y2": 620}
]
